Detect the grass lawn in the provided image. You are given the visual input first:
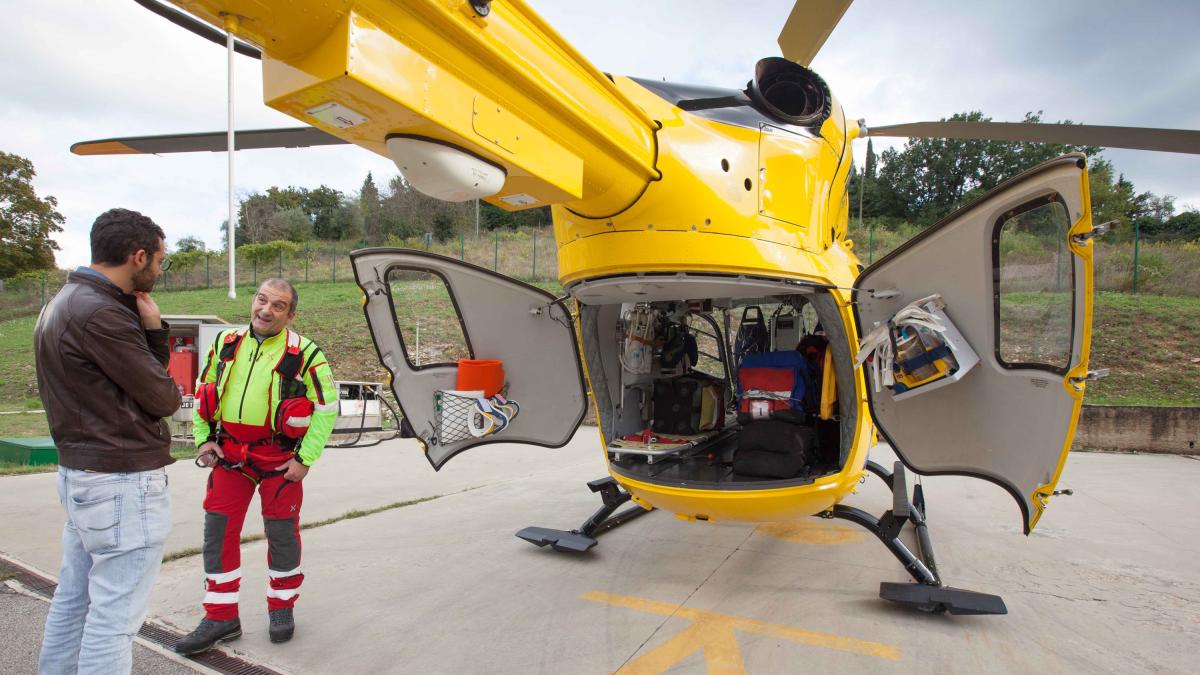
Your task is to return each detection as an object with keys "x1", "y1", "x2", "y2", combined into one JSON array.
[{"x1": 1086, "y1": 292, "x2": 1200, "y2": 405}]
